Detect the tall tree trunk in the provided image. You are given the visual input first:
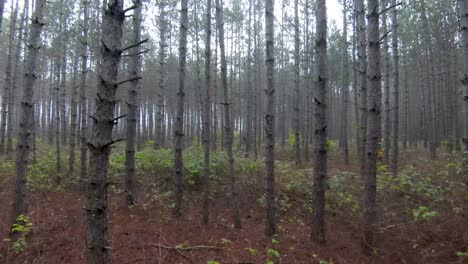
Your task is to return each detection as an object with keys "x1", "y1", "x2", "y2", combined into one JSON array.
[
  {"x1": 382, "y1": 0, "x2": 391, "y2": 166},
  {"x1": 80, "y1": 0, "x2": 89, "y2": 189},
  {"x1": 264, "y1": 0, "x2": 276, "y2": 237},
  {"x1": 390, "y1": 0, "x2": 399, "y2": 175},
  {"x1": 155, "y1": 0, "x2": 167, "y2": 149},
  {"x1": 86, "y1": 0, "x2": 124, "y2": 262},
  {"x1": 363, "y1": 0, "x2": 381, "y2": 254},
  {"x1": 202, "y1": 0, "x2": 212, "y2": 224},
  {"x1": 293, "y1": 0, "x2": 301, "y2": 164},
  {"x1": 216, "y1": 0, "x2": 241, "y2": 229},
  {"x1": 174, "y1": 0, "x2": 188, "y2": 216},
  {"x1": 312, "y1": 0, "x2": 328, "y2": 243},
  {"x1": 356, "y1": 0, "x2": 368, "y2": 176},
  {"x1": 460, "y1": 0, "x2": 468, "y2": 190},
  {"x1": 69, "y1": 57, "x2": 79, "y2": 179},
  {"x1": 341, "y1": 0, "x2": 349, "y2": 165},
  {"x1": 13, "y1": 0, "x2": 45, "y2": 223},
  {"x1": 125, "y1": 0, "x2": 142, "y2": 206}
]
